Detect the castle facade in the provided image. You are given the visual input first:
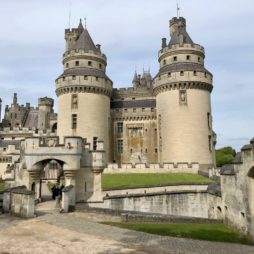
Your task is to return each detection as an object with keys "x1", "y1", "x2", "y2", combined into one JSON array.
[{"x1": 0, "y1": 16, "x2": 216, "y2": 180}]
